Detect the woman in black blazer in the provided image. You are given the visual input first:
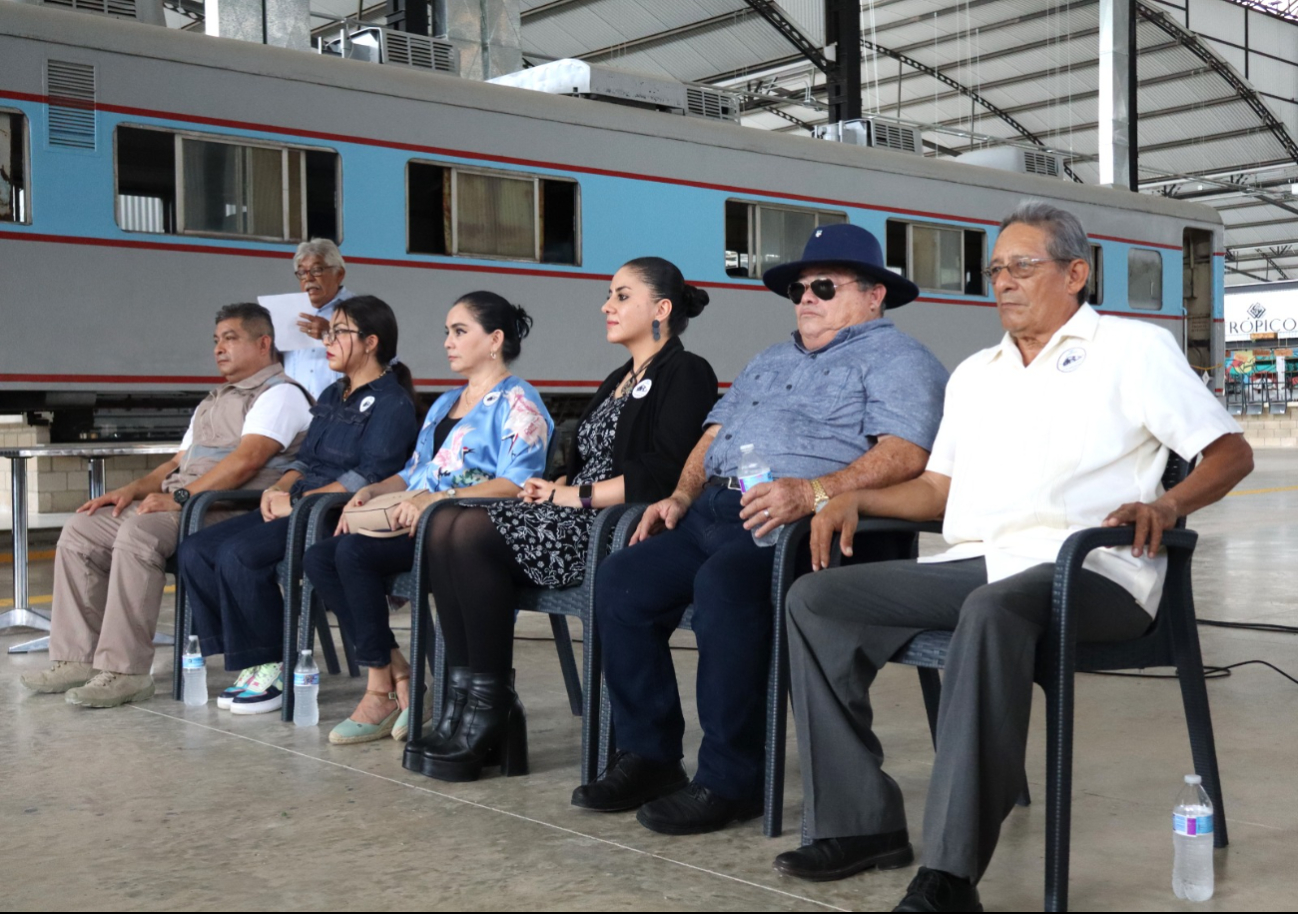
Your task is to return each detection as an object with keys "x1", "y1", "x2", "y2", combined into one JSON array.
[{"x1": 409, "y1": 257, "x2": 718, "y2": 782}]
